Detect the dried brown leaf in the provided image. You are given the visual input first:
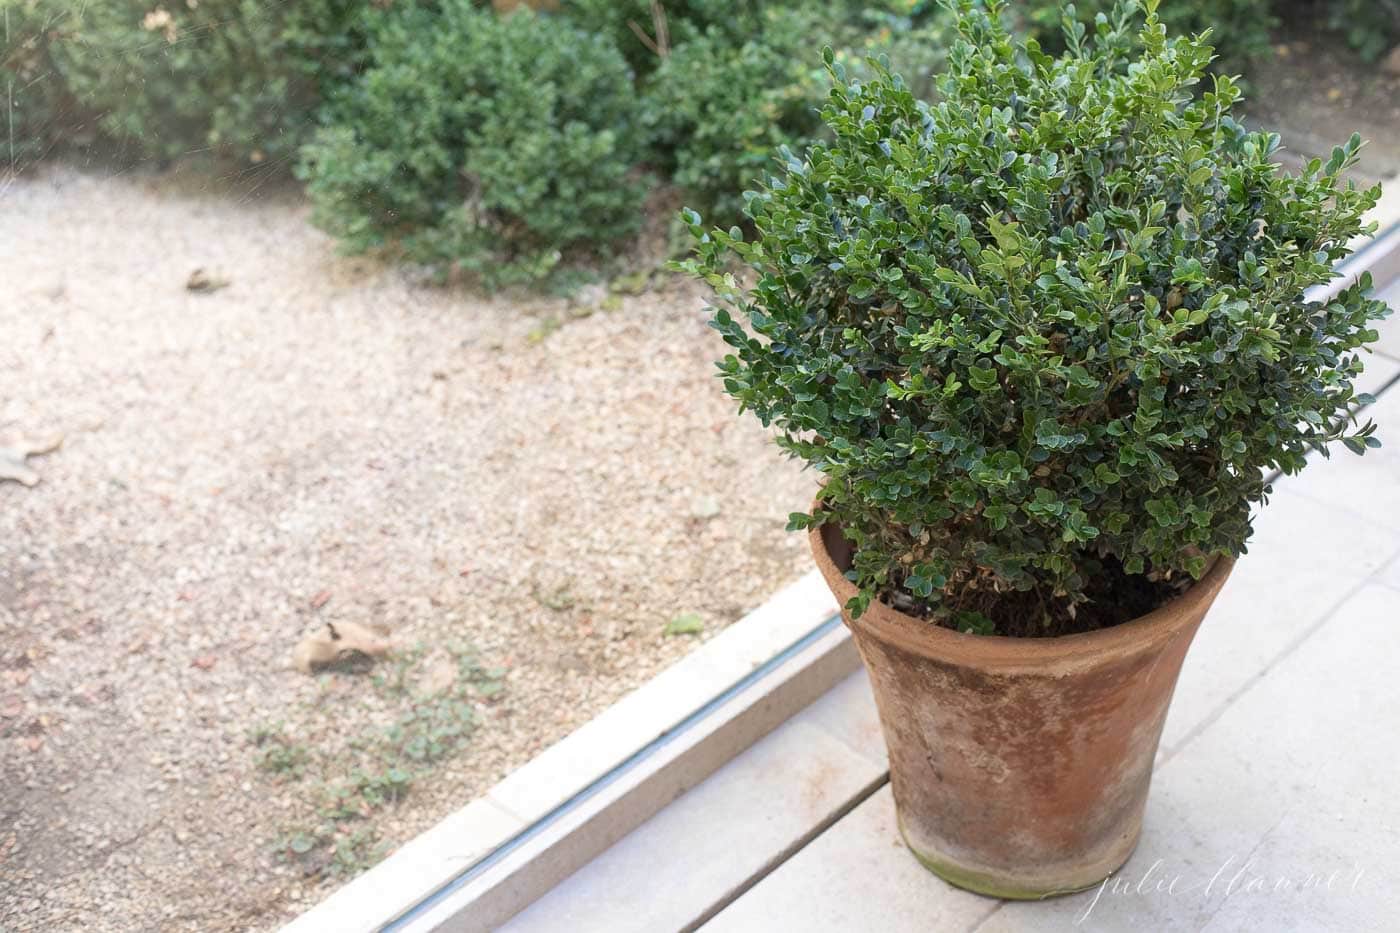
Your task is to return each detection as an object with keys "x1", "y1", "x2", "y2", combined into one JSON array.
[
  {"x1": 0, "y1": 432, "x2": 63, "y2": 487},
  {"x1": 186, "y1": 268, "x2": 230, "y2": 293},
  {"x1": 292, "y1": 621, "x2": 391, "y2": 674}
]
